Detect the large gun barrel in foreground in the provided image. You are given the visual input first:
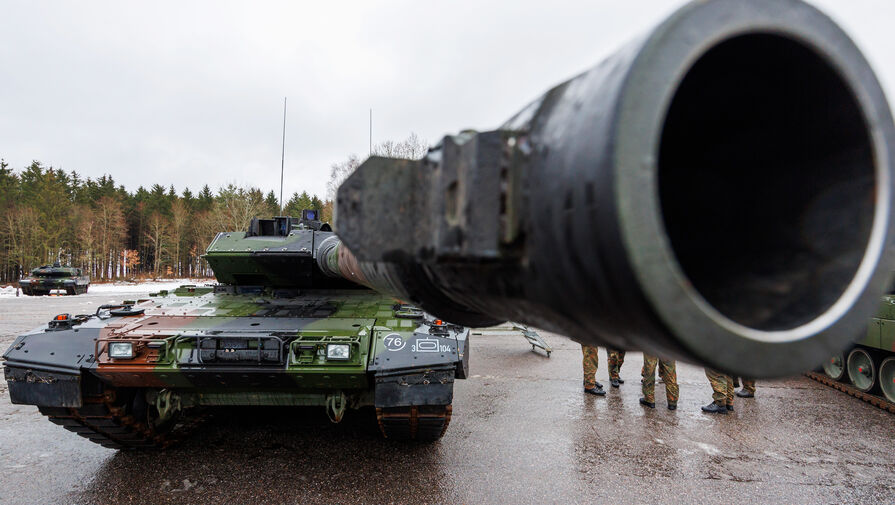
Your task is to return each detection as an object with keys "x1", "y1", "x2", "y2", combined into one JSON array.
[{"x1": 335, "y1": 0, "x2": 895, "y2": 378}]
